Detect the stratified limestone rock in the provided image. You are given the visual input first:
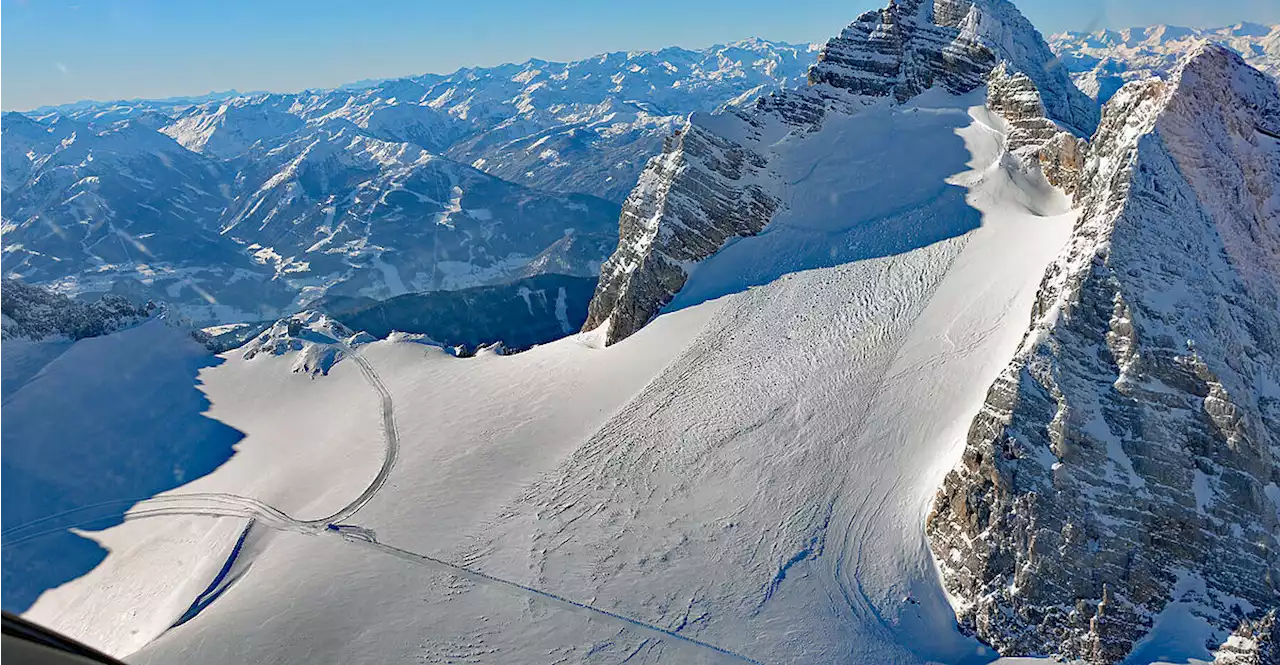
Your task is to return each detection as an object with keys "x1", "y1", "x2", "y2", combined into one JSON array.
[
  {"x1": 584, "y1": 0, "x2": 1099, "y2": 346},
  {"x1": 927, "y1": 44, "x2": 1280, "y2": 663},
  {"x1": 581, "y1": 122, "x2": 779, "y2": 345},
  {"x1": 986, "y1": 63, "x2": 1086, "y2": 193}
]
